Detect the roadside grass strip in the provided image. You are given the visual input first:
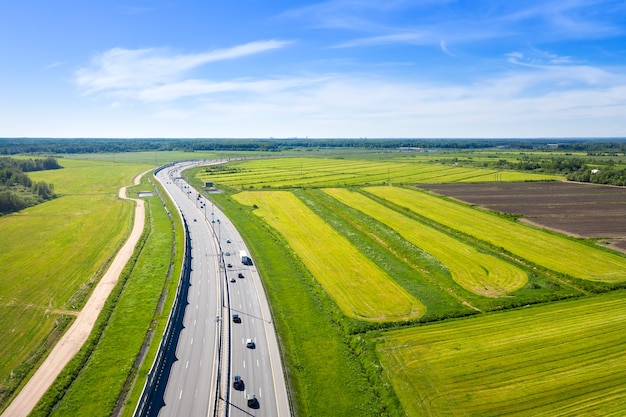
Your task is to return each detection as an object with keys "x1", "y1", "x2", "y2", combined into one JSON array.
[
  {"x1": 323, "y1": 188, "x2": 527, "y2": 297},
  {"x1": 233, "y1": 190, "x2": 424, "y2": 321},
  {"x1": 376, "y1": 291, "x2": 626, "y2": 416},
  {"x1": 366, "y1": 186, "x2": 626, "y2": 282}
]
